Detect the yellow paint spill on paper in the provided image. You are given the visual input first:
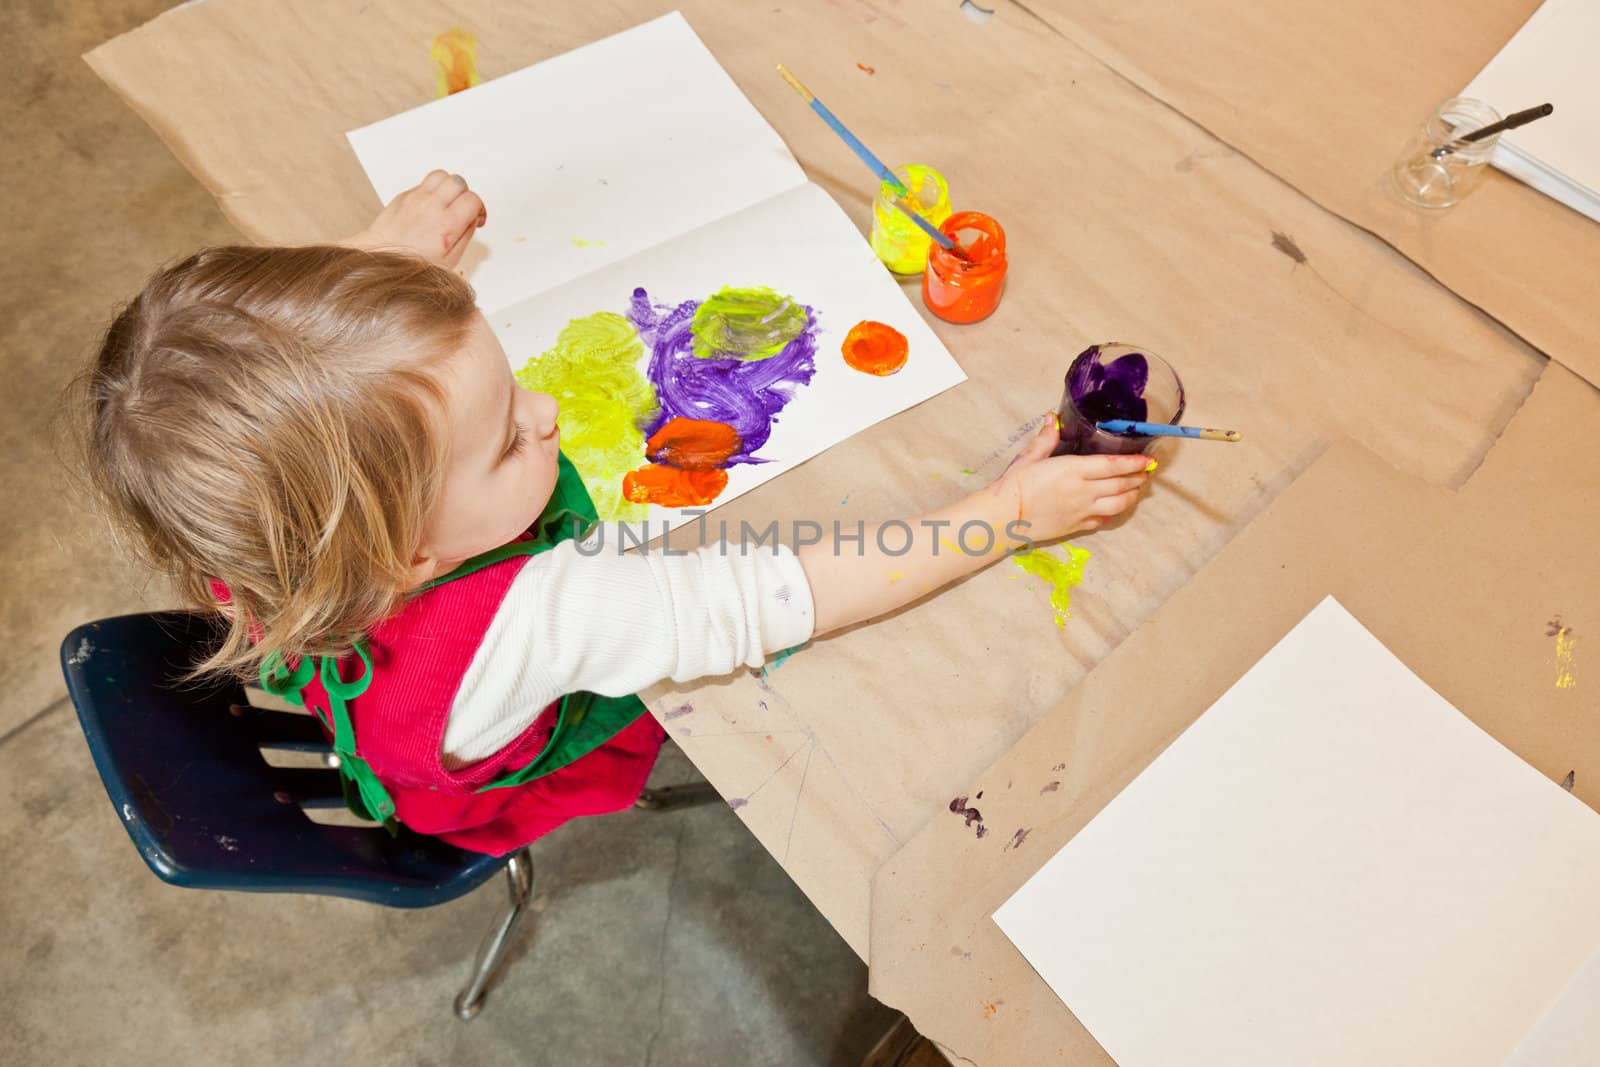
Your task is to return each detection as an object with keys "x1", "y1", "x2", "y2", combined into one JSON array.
[
  {"x1": 885, "y1": 571, "x2": 904, "y2": 583},
  {"x1": 515, "y1": 311, "x2": 657, "y2": 523},
  {"x1": 1012, "y1": 545, "x2": 1092, "y2": 627},
  {"x1": 1555, "y1": 627, "x2": 1578, "y2": 689},
  {"x1": 431, "y1": 28, "x2": 481, "y2": 98}
]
